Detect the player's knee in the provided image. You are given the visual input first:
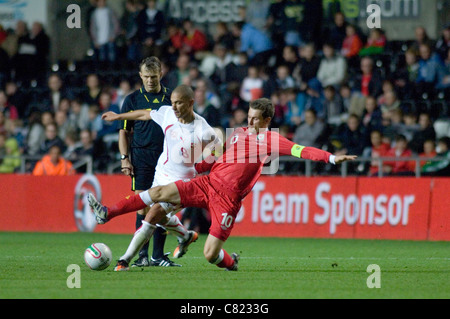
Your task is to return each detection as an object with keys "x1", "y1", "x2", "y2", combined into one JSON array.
[{"x1": 149, "y1": 186, "x2": 164, "y2": 202}]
